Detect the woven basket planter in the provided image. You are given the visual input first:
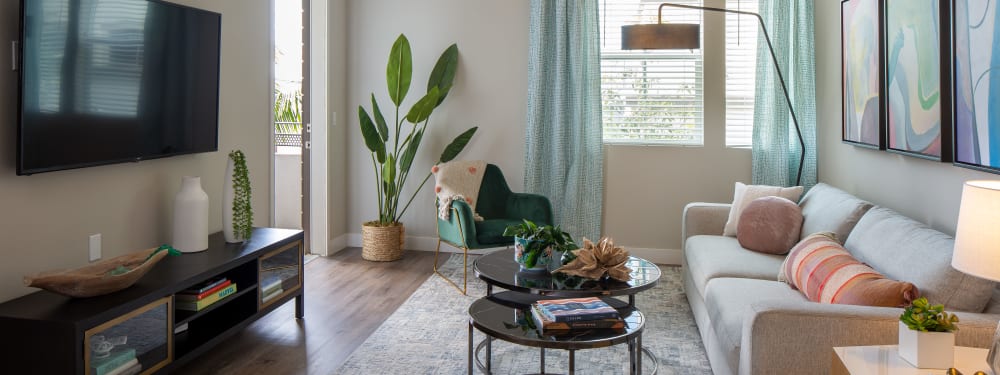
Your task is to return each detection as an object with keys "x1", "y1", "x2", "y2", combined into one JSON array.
[{"x1": 362, "y1": 222, "x2": 405, "y2": 261}]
